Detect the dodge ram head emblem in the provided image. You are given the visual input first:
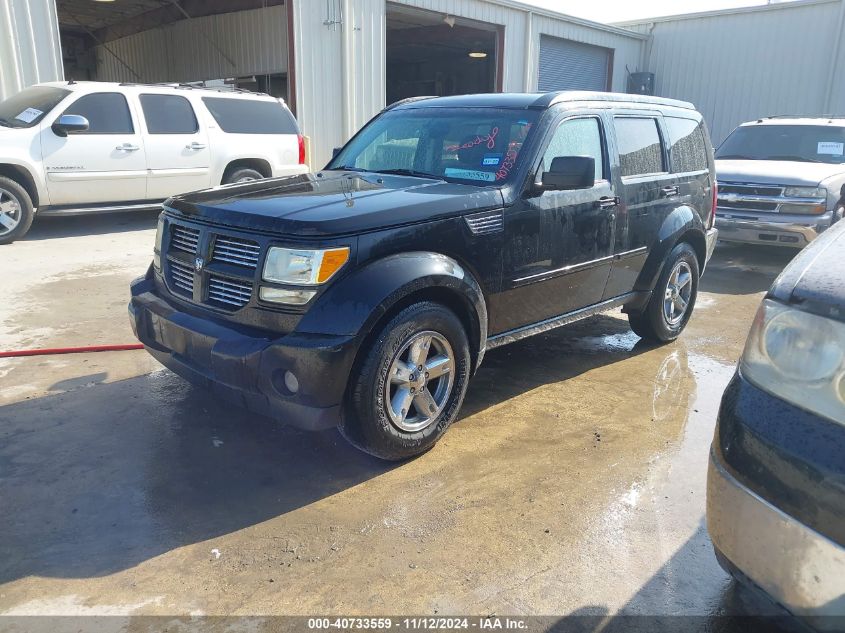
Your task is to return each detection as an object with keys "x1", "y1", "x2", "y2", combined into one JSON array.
[{"x1": 194, "y1": 257, "x2": 205, "y2": 272}]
